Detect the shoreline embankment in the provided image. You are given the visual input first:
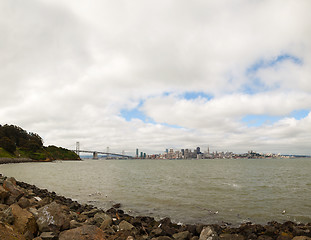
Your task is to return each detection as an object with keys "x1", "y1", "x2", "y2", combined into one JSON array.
[
  {"x1": 0, "y1": 158, "x2": 37, "y2": 164},
  {"x1": 0, "y1": 174, "x2": 310, "y2": 240}
]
